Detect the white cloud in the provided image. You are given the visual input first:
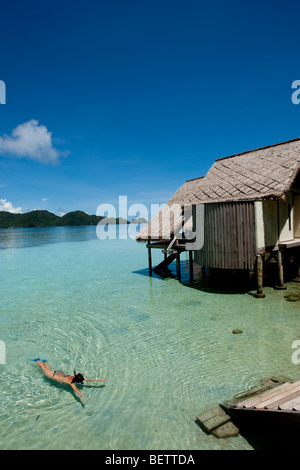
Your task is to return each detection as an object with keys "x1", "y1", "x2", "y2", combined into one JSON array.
[
  {"x1": 57, "y1": 208, "x2": 66, "y2": 216},
  {"x1": 41, "y1": 198, "x2": 48, "y2": 202},
  {"x1": 0, "y1": 199, "x2": 22, "y2": 213},
  {"x1": 0, "y1": 119, "x2": 68, "y2": 164}
]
